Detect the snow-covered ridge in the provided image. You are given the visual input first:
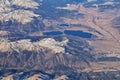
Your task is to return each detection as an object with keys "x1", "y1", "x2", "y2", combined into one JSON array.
[
  {"x1": 0, "y1": 38, "x2": 68, "y2": 54},
  {"x1": 0, "y1": 0, "x2": 40, "y2": 24}
]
